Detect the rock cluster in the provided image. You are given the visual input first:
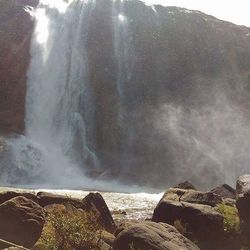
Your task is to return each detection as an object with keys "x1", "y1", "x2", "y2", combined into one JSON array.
[
  {"x1": 1, "y1": 175, "x2": 250, "y2": 249},
  {"x1": 0, "y1": 190, "x2": 198, "y2": 250}
]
